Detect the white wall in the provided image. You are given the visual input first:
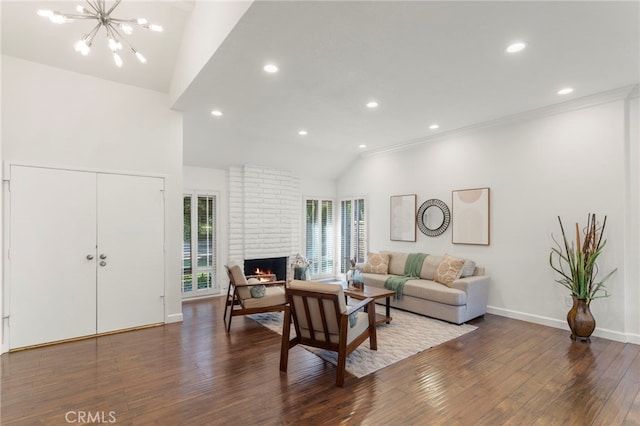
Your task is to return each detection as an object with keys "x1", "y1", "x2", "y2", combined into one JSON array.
[
  {"x1": 183, "y1": 166, "x2": 229, "y2": 292},
  {"x1": 626, "y1": 95, "x2": 640, "y2": 340},
  {"x1": 338, "y1": 91, "x2": 639, "y2": 343},
  {"x1": 301, "y1": 177, "x2": 337, "y2": 199},
  {"x1": 1, "y1": 55, "x2": 184, "y2": 352}
]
